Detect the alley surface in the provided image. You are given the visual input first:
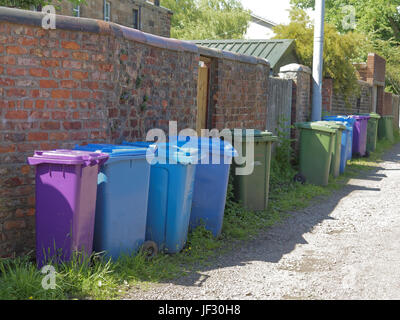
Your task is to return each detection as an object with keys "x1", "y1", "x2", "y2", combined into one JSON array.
[{"x1": 126, "y1": 143, "x2": 400, "y2": 300}]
